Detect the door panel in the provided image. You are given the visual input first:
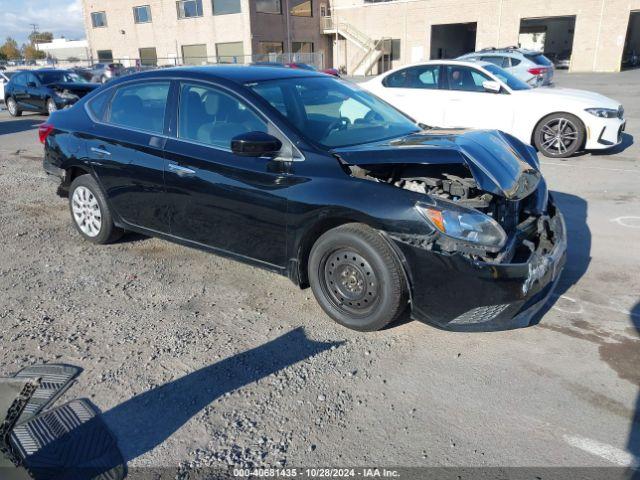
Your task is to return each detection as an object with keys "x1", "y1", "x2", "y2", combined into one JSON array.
[{"x1": 163, "y1": 82, "x2": 289, "y2": 267}]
